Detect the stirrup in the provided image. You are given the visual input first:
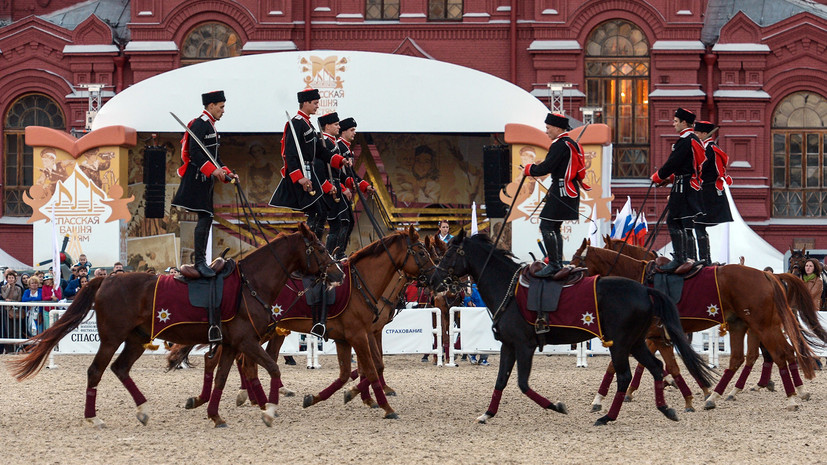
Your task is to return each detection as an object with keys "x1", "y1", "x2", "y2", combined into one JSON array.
[
  {"x1": 309, "y1": 323, "x2": 326, "y2": 339},
  {"x1": 535, "y1": 317, "x2": 550, "y2": 334},
  {"x1": 208, "y1": 325, "x2": 222, "y2": 342}
]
